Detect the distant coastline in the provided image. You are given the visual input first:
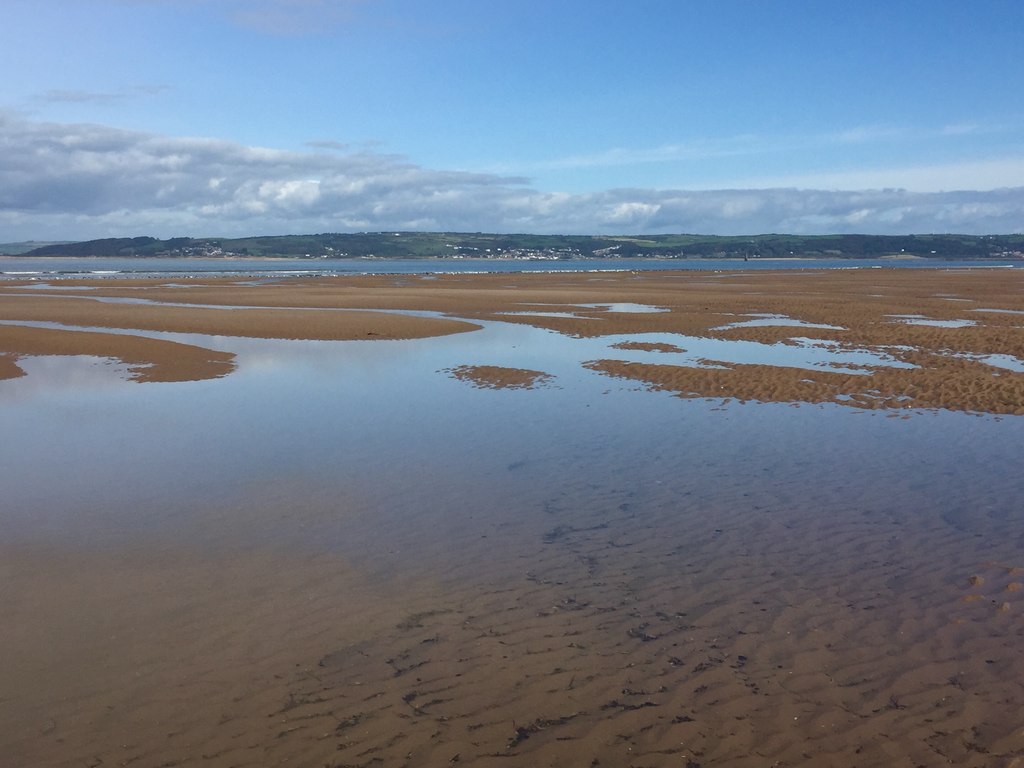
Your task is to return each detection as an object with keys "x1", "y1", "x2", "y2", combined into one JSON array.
[{"x1": 4, "y1": 232, "x2": 1023, "y2": 261}]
